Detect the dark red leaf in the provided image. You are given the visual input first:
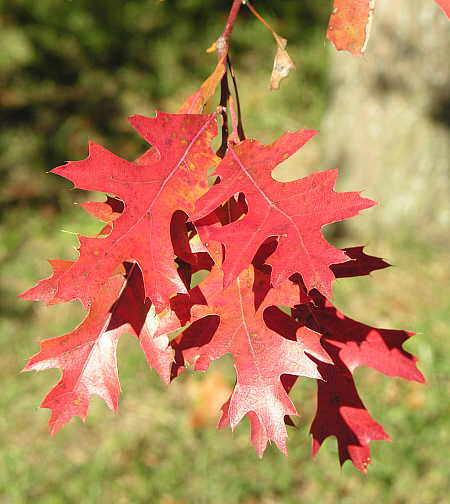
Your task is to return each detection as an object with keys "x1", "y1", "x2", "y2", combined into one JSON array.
[
  {"x1": 311, "y1": 347, "x2": 390, "y2": 474},
  {"x1": 331, "y1": 246, "x2": 390, "y2": 278}
]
